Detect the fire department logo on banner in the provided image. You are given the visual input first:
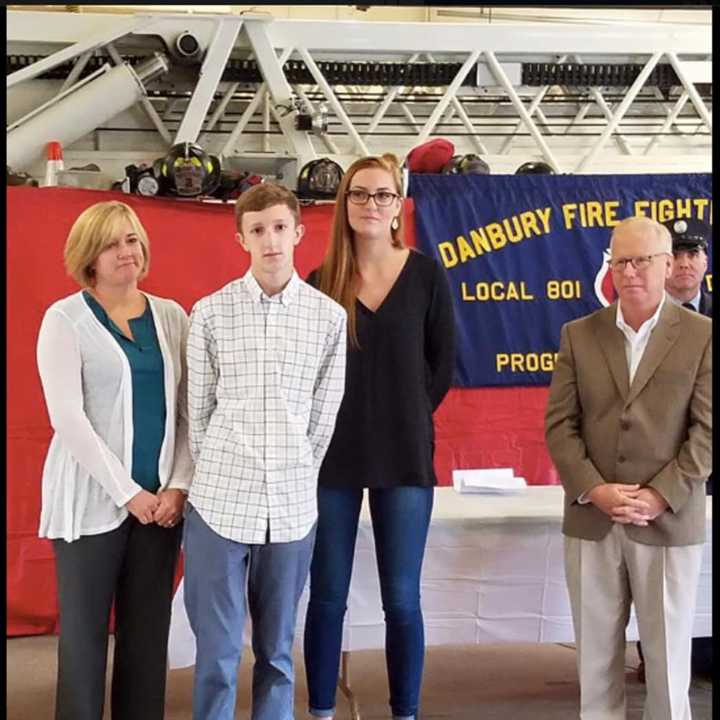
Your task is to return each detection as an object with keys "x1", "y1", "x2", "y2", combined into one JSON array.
[{"x1": 594, "y1": 249, "x2": 617, "y2": 307}]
